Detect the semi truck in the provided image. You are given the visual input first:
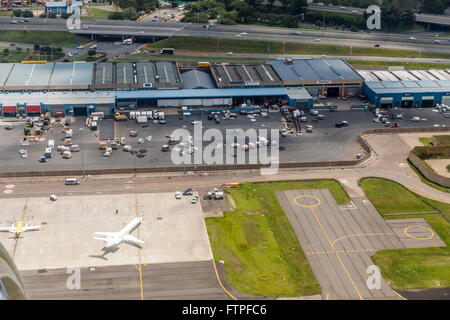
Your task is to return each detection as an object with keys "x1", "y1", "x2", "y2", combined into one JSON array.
[{"x1": 160, "y1": 48, "x2": 174, "y2": 54}]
